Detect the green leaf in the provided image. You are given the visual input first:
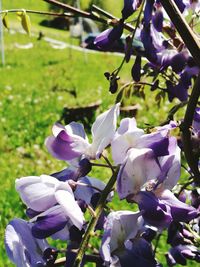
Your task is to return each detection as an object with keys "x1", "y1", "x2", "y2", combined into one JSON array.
[
  {"x1": 21, "y1": 11, "x2": 31, "y2": 35},
  {"x1": 2, "y1": 13, "x2": 9, "y2": 29}
]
